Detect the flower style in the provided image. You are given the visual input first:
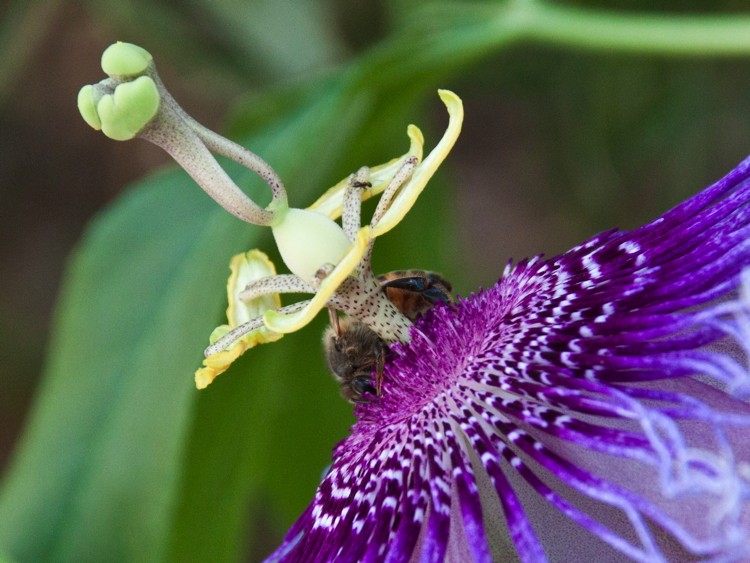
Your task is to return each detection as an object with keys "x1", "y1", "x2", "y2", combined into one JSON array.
[{"x1": 79, "y1": 43, "x2": 750, "y2": 562}]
